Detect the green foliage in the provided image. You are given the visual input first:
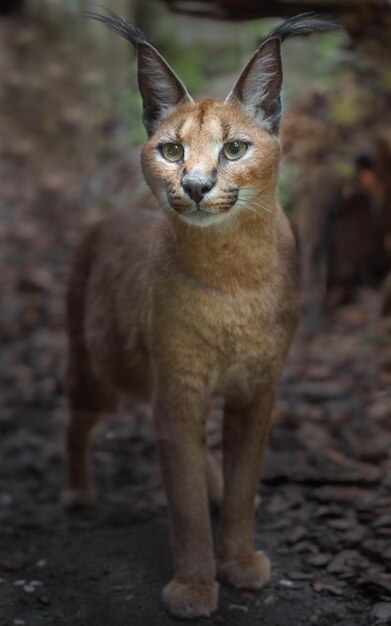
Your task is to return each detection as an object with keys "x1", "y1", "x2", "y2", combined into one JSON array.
[
  {"x1": 331, "y1": 93, "x2": 367, "y2": 125},
  {"x1": 170, "y1": 47, "x2": 208, "y2": 94},
  {"x1": 359, "y1": 336, "x2": 378, "y2": 348},
  {"x1": 313, "y1": 32, "x2": 349, "y2": 88},
  {"x1": 247, "y1": 18, "x2": 279, "y2": 41},
  {"x1": 315, "y1": 32, "x2": 347, "y2": 64},
  {"x1": 279, "y1": 164, "x2": 297, "y2": 216},
  {"x1": 113, "y1": 60, "x2": 146, "y2": 147},
  {"x1": 380, "y1": 69, "x2": 391, "y2": 92}
]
